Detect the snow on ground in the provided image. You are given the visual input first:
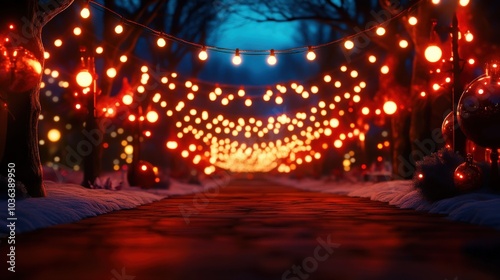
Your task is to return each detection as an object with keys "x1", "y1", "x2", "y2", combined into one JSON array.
[
  {"x1": 0, "y1": 167, "x2": 230, "y2": 237},
  {"x1": 268, "y1": 176, "x2": 500, "y2": 230}
]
